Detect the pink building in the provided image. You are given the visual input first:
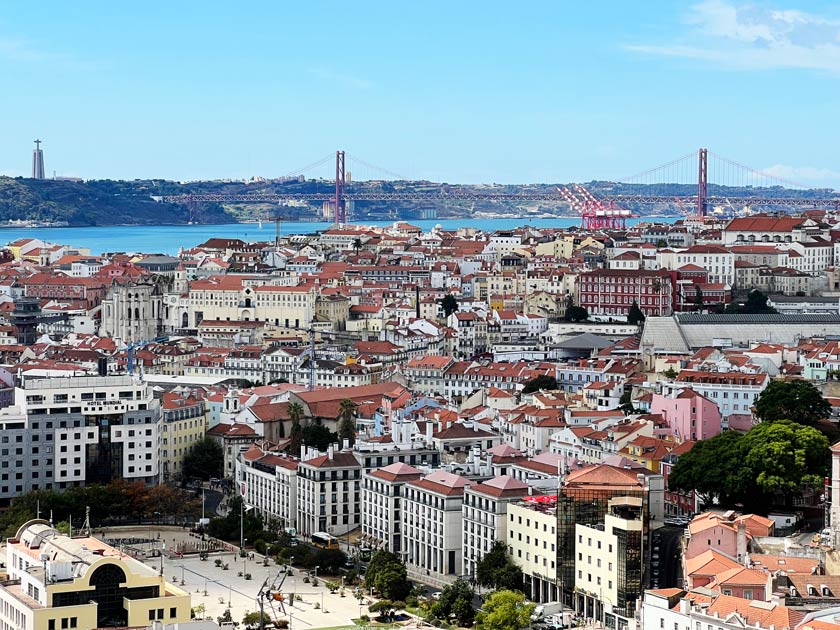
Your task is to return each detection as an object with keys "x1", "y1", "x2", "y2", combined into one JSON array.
[
  {"x1": 651, "y1": 388, "x2": 723, "y2": 442},
  {"x1": 684, "y1": 512, "x2": 775, "y2": 563}
]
